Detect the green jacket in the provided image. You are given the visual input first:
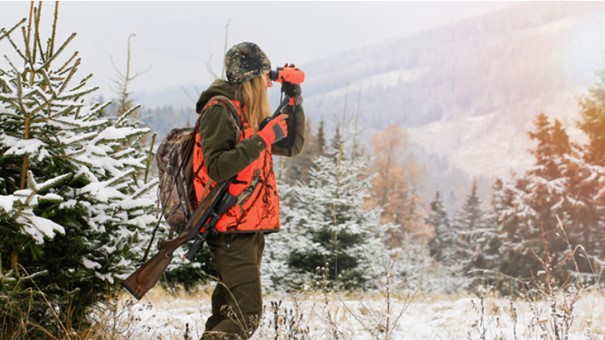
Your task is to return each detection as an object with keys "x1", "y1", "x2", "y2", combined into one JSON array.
[{"x1": 195, "y1": 79, "x2": 305, "y2": 183}]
